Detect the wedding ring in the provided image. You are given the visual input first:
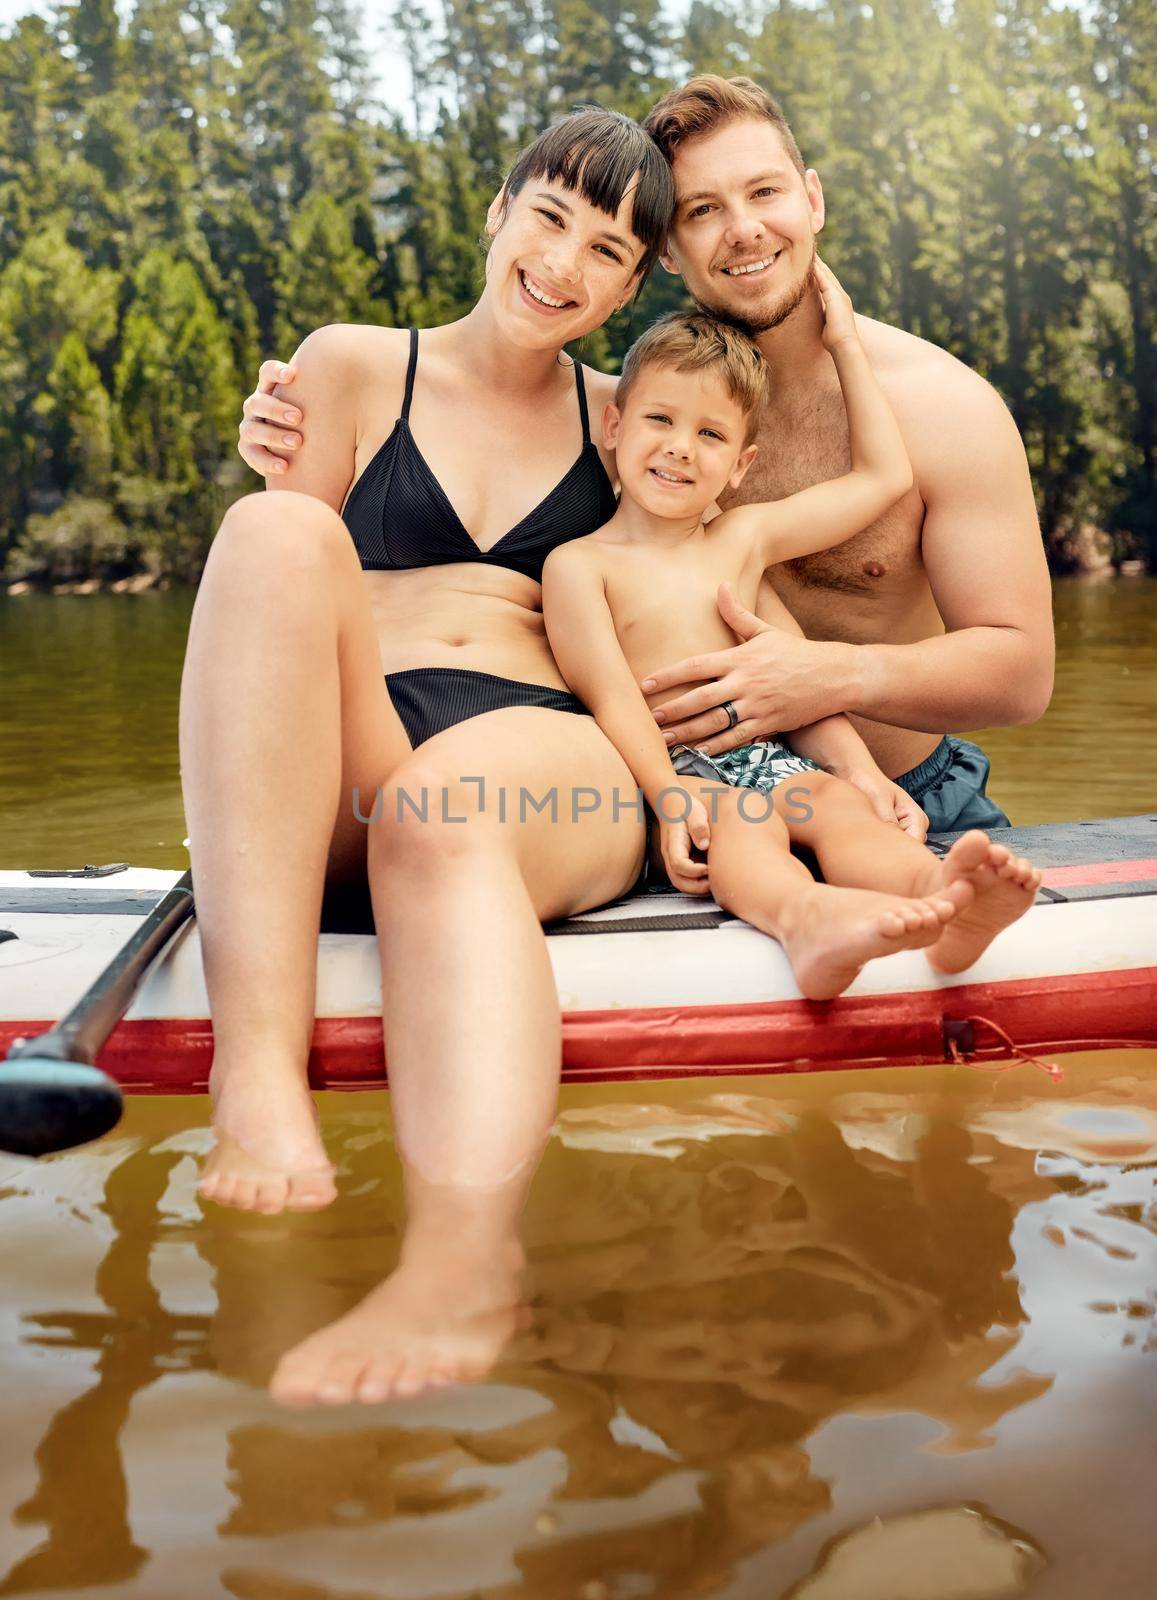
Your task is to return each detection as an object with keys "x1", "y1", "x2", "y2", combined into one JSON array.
[{"x1": 722, "y1": 700, "x2": 740, "y2": 731}]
